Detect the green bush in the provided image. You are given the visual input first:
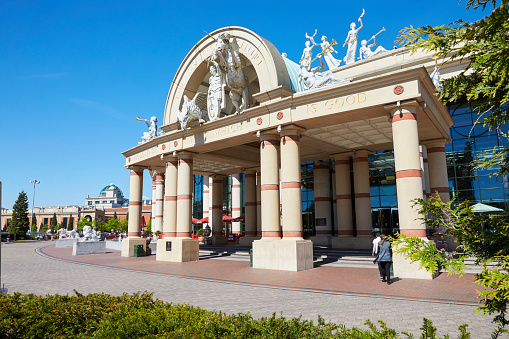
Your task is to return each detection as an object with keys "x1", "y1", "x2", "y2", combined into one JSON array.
[{"x1": 0, "y1": 292, "x2": 471, "y2": 338}]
